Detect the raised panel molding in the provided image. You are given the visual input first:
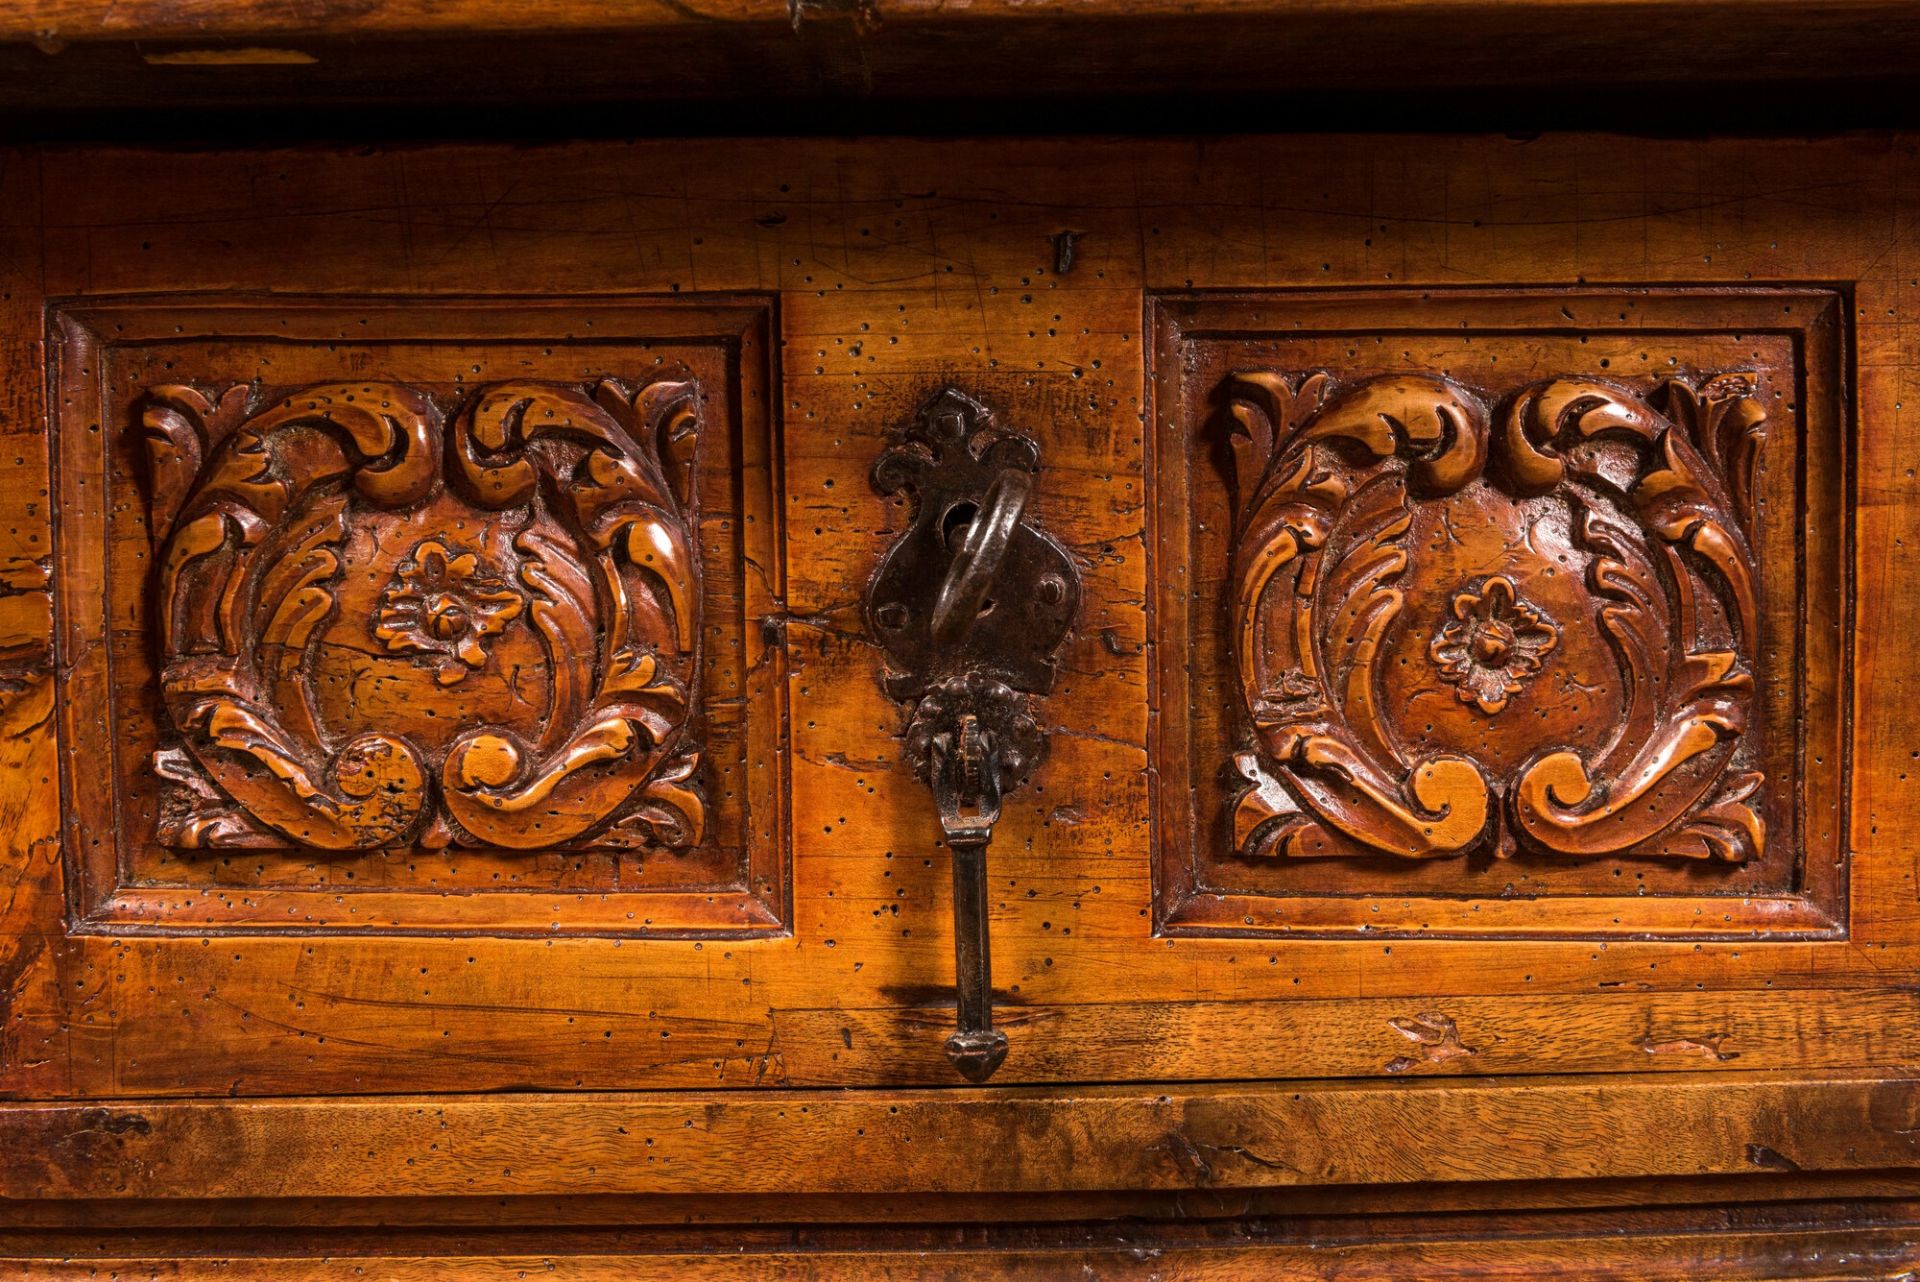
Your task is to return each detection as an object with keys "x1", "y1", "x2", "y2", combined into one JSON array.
[
  {"x1": 1149, "y1": 288, "x2": 1849, "y2": 939},
  {"x1": 50, "y1": 295, "x2": 788, "y2": 937}
]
